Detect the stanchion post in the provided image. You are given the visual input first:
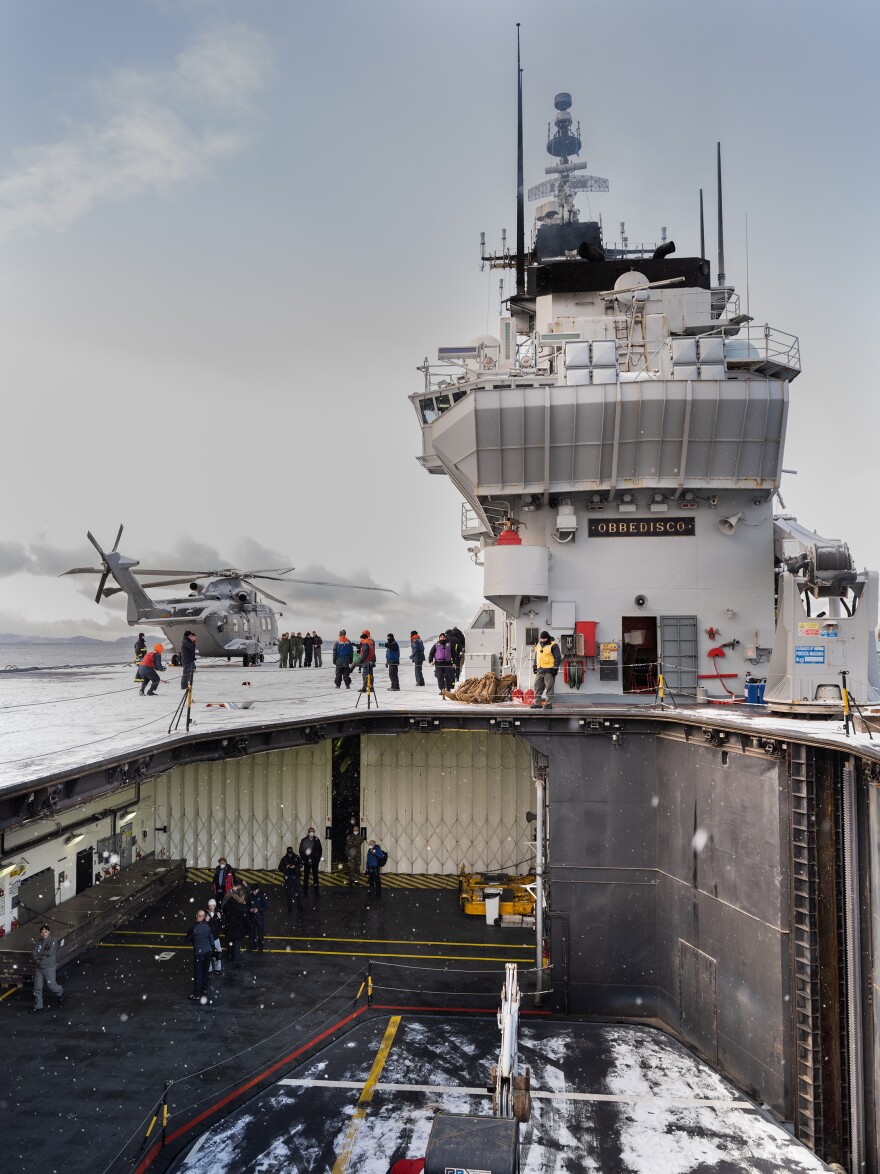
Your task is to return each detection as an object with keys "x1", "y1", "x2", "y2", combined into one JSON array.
[{"x1": 161, "y1": 1080, "x2": 169, "y2": 1149}]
